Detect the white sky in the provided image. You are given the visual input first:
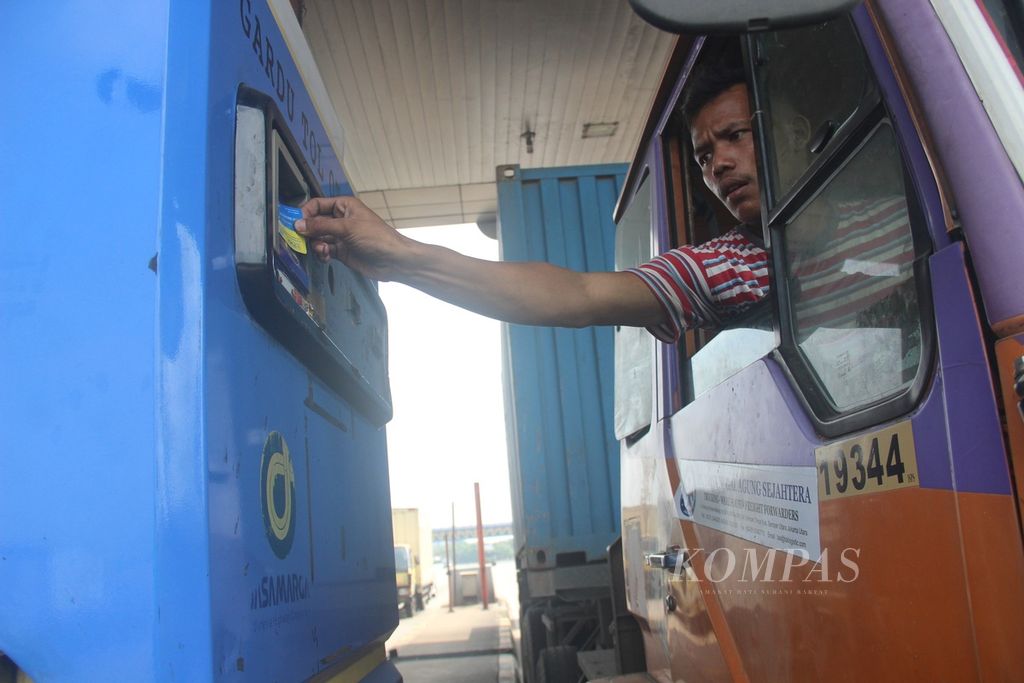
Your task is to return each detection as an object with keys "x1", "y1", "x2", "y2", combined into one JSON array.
[{"x1": 380, "y1": 224, "x2": 514, "y2": 530}]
